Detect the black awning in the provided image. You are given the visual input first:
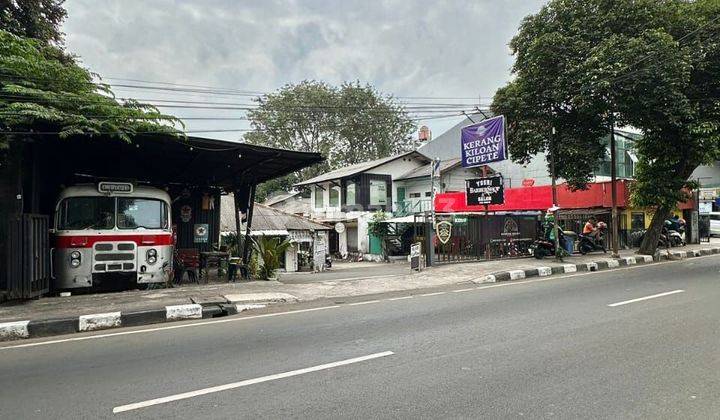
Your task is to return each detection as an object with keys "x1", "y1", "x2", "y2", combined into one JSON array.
[{"x1": 37, "y1": 134, "x2": 323, "y2": 191}]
